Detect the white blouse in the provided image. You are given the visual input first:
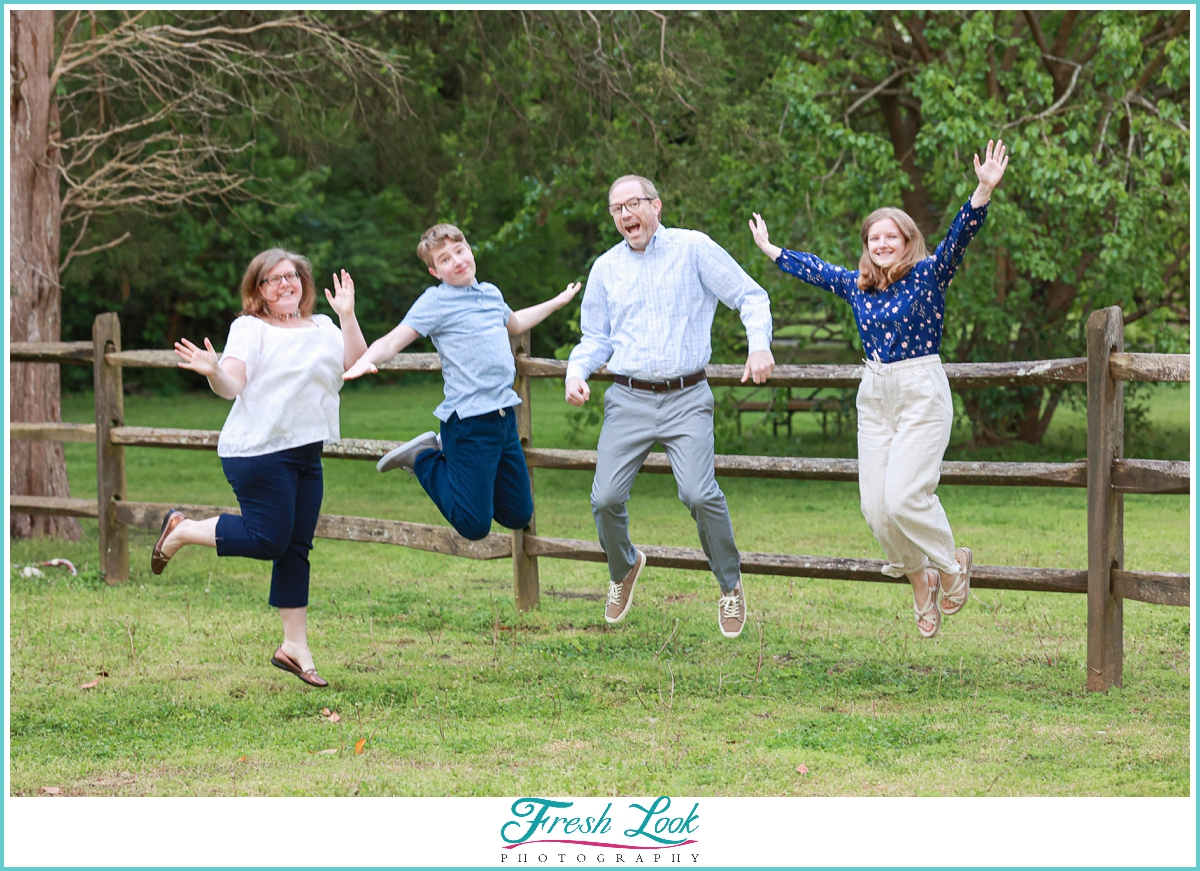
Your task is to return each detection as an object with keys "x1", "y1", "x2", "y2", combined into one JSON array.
[{"x1": 216, "y1": 314, "x2": 345, "y2": 458}]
